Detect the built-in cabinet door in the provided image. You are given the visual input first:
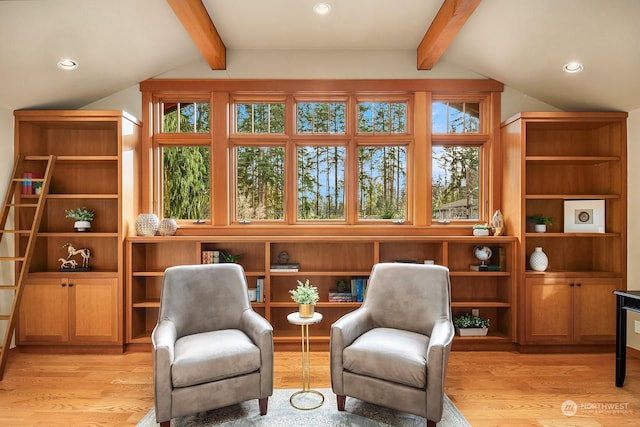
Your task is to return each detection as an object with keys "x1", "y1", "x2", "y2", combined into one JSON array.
[
  {"x1": 18, "y1": 280, "x2": 69, "y2": 343},
  {"x1": 573, "y1": 278, "x2": 620, "y2": 344},
  {"x1": 524, "y1": 277, "x2": 573, "y2": 344},
  {"x1": 18, "y1": 277, "x2": 119, "y2": 345},
  {"x1": 525, "y1": 276, "x2": 620, "y2": 345},
  {"x1": 69, "y1": 278, "x2": 119, "y2": 344}
]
